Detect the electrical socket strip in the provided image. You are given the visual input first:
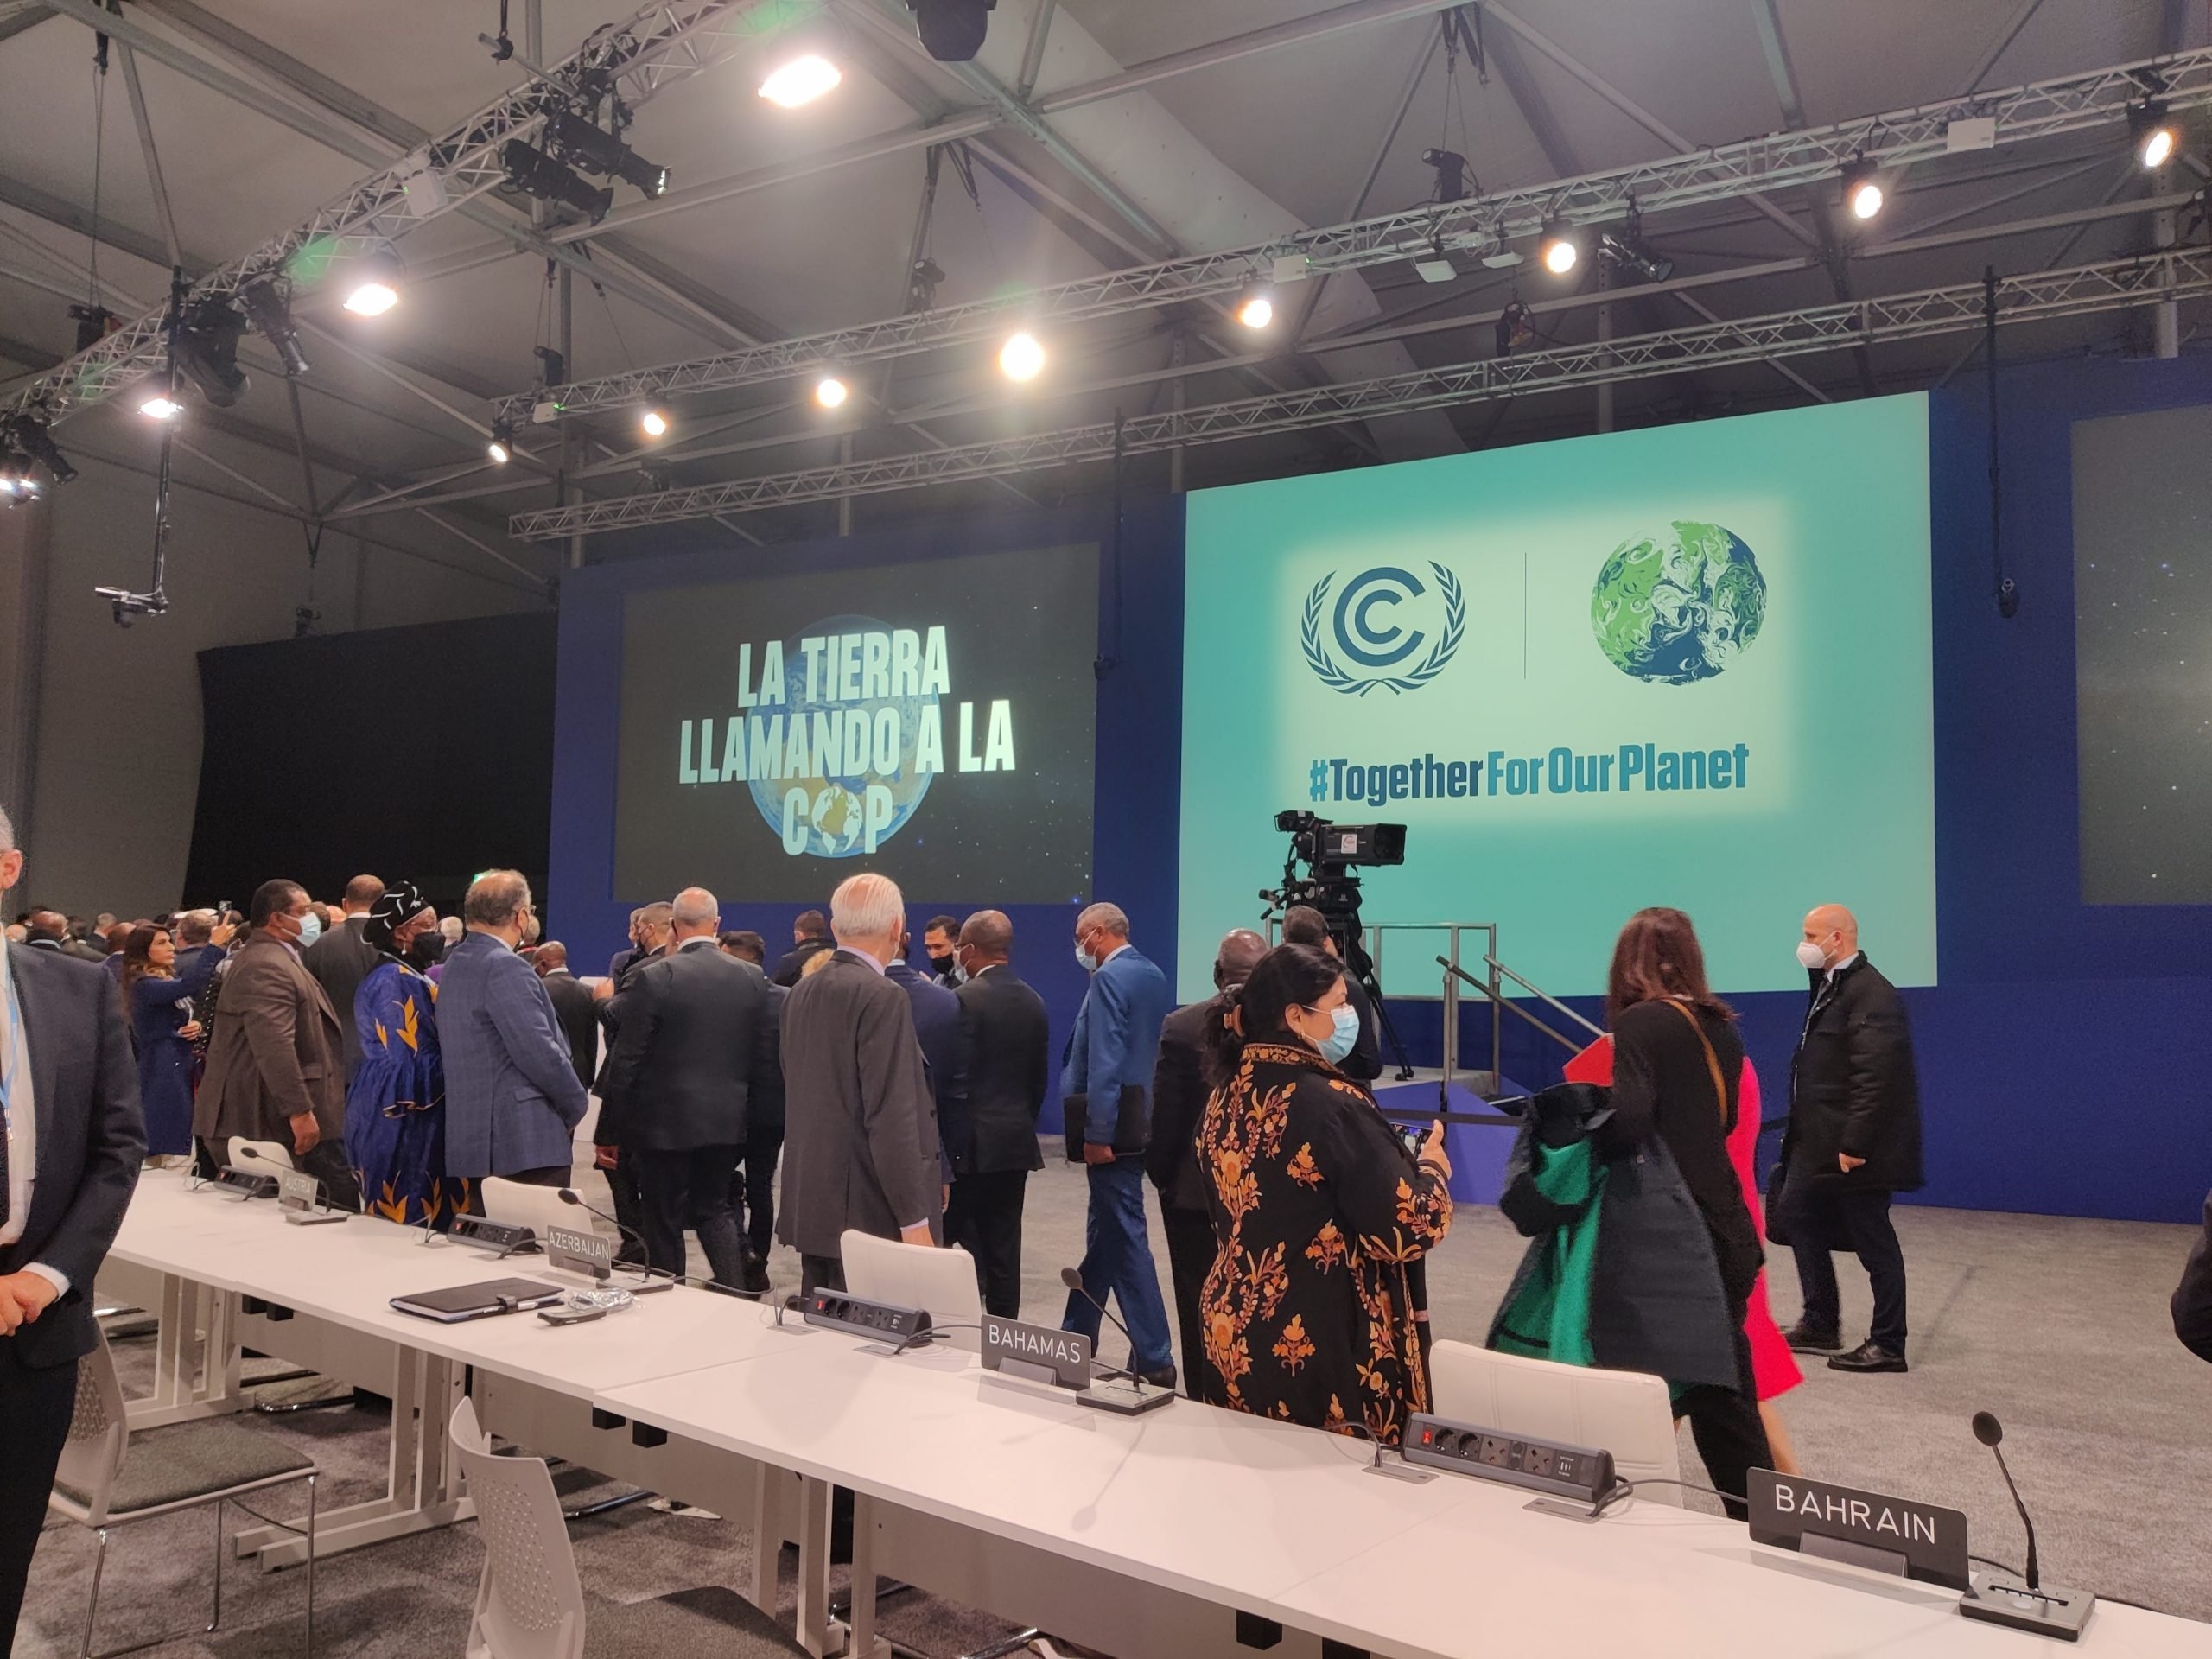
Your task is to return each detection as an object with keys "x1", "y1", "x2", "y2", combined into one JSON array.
[
  {"x1": 212, "y1": 1166, "x2": 279, "y2": 1199},
  {"x1": 803, "y1": 1290, "x2": 933, "y2": 1344},
  {"x1": 1401, "y1": 1412, "x2": 1616, "y2": 1502},
  {"x1": 449, "y1": 1215, "x2": 539, "y2": 1255}
]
